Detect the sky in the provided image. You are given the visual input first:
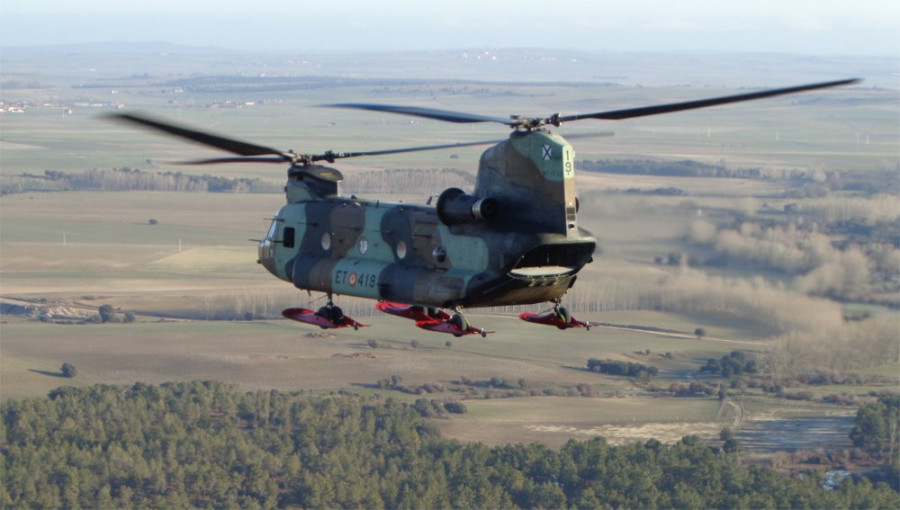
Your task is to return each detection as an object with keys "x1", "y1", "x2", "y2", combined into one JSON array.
[{"x1": 1, "y1": 0, "x2": 898, "y2": 55}]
